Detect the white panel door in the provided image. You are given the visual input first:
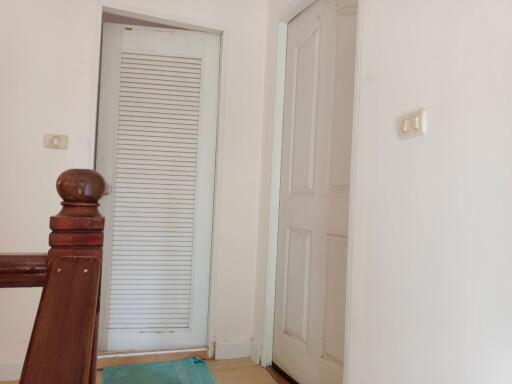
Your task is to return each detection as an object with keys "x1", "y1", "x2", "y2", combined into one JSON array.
[
  {"x1": 273, "y1": 1, "x2": 357, "y2": 382},
  {"x1": 96, "y1": 23, "x2": 220, "y2": 351}
]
